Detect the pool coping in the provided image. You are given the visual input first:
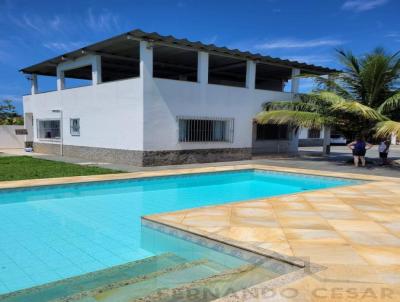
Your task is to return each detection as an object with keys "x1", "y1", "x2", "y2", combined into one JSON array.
[{"x1": 0, "y1": 164, "x2": 395, "y2": 191}]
